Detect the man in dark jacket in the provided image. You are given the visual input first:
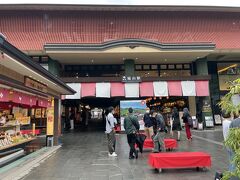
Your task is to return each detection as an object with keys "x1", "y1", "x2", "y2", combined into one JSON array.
[
  {"x1": 143, "y1": 107, "x2": 153, "y2": 139},
  {"x1": 124, "y1": 107, "x2": 140, "y2": 159},
  {"x1": 152, "y1": 111, "x2": 165, "y2": 153}
]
